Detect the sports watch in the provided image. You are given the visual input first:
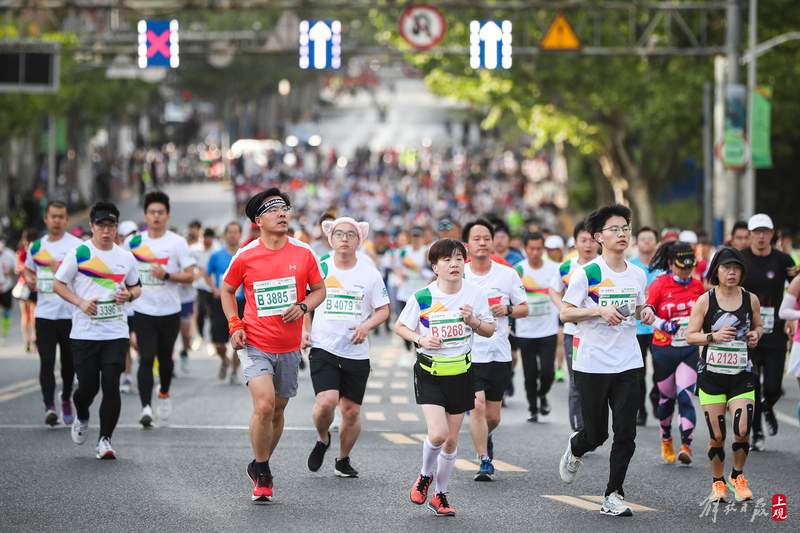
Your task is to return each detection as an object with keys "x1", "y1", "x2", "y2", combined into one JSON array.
[
  {"x1": 506, "y1": 304, "x2": 514, "y2": 317},
  {"x1": 297, "y1": 302, "x2": 308, "y2": 314},
  {"x1": 706, "y1": 333, "x2": 714, "y2": 343}
]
